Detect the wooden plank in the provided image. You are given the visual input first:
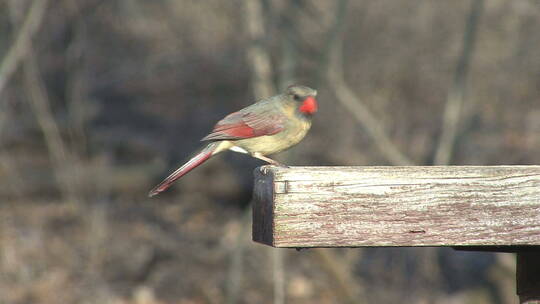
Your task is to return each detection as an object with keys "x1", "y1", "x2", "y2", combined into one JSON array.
[{"x1": 252, "y1": 166, "x2": 540, "y2": 248}]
